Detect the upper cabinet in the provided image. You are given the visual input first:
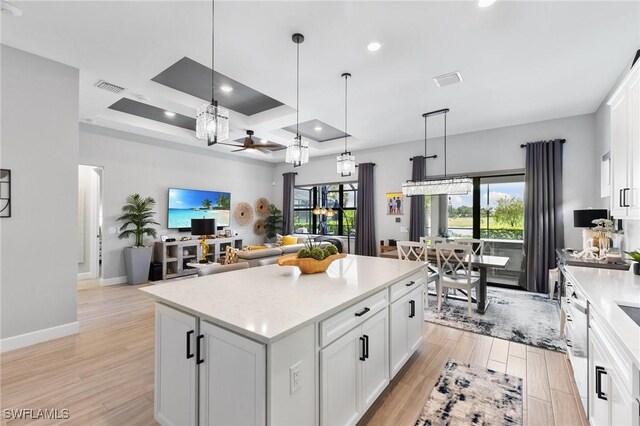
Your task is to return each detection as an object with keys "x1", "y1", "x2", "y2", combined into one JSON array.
[{"x1": 609, "y1": 61, "x2": 640, "y2": 220}]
